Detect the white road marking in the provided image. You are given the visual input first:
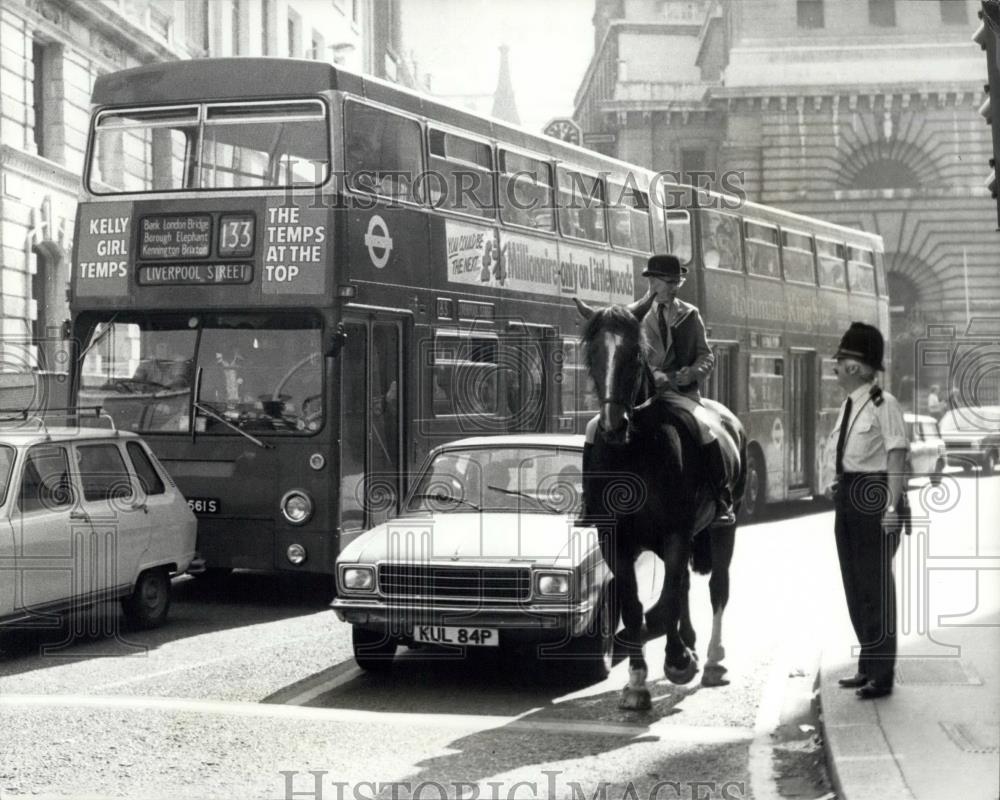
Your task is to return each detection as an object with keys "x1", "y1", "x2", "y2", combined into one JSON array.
[
  {"x1": 277, "y1": 662, "x2": 363, "y2": 706},
  {"x1": 0, "y1": 692, "x2": 754, "y2": 742}
]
